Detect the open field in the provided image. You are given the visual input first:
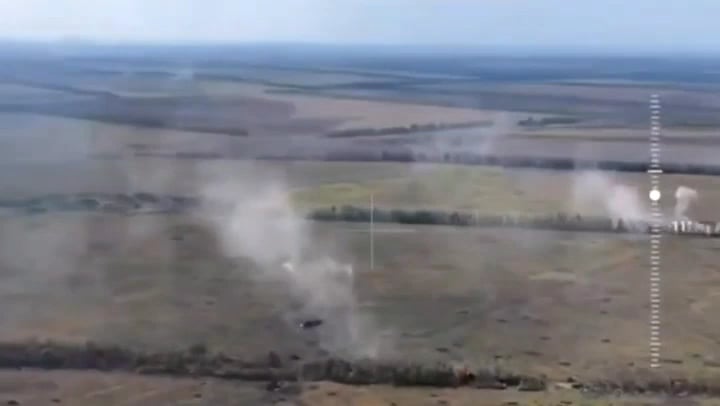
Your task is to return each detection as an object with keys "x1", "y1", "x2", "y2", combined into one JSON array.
[
  {"x1": 292, "y1": 163, "x2": 720, "y2": 220},
  {"x1": 419, "y1": 81, "x2": 720, "y2": 106},
  {"x1": 6, "y1": 48, "x2": 720, "y2": 136},
  {"x1": 195, "y1": 82, "x2": 519, "y2": 130},
  {"x1": 4, "y1": 155, "x2": 720, "y2": 220},
  {"x1": 3, "y1": 45, "x2": 720, "y2": 404},
  {"x1": 2, "y1": 212, "x2": 720, "y2": 379},
  {"x1": 0, "y1": 370, "x2": 273, "y2": 406},
  {"x1": 1, "y1": 370, "x2": 708, "y2": 406},
  {"x1": 301, "y1": 382, "x2": 718, "y2": 406},
  {"x1": 2, "y1": 157, "x2": 720, "y2": 405},
  {"x1": 0, "y1": 78, "x2": 523, "y2": 135}
]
